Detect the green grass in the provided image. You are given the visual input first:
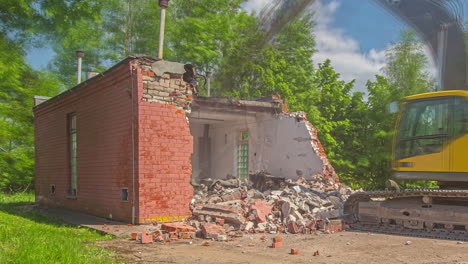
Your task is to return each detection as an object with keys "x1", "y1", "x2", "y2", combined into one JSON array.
[{"x1": 0, "y1": 192, "x2": 120, "y2": 264}]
